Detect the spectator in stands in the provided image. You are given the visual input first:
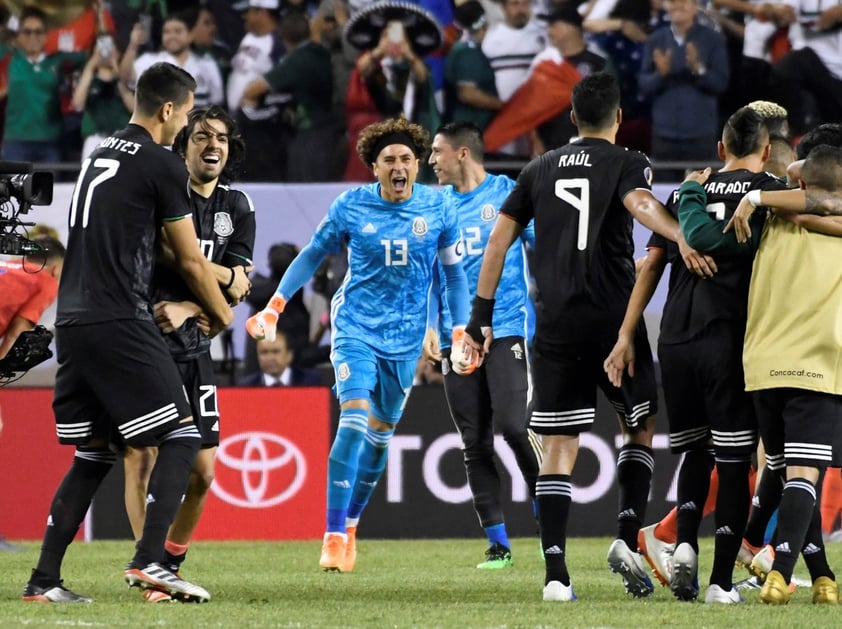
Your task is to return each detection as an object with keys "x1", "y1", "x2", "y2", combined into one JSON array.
[
  {"x1": 238, "y1": 331, "x2": 322, "y2": 387},
  {"x1": 768, "y1": 0, "x2": 842, "y2": 136},
  {"x1": 584, "y1": 0, "x2": 663, "y2": 153},
  {"x1": 227, "y1": 0, "x2": 283, "y2": 112},
  {"x1": 241, "y1": 11, "x2": 339, "y2": 182},
  {"x1": 343, "y1": 24, "x2": 439, "y2": 181},
  {"x1": 443, "y1": 0, "x2": 503, "y2": 132},
  {"x1": 120, "y1": 11, "x2": 224, "y2": 107},
  {"x1": 638, "y1": 0, "x2": 729, "y2": 181},
  {"x1": 227, "y1": 0, "x2": 285, "y2": 181},
  {"x1": 1, "y1": 7, "x2": 87, "y2": 164},
  {"x1": 532, "y1": 4, "x2": 614, "y2": 154},
  {"x1": 311, "y1": 0, "x2": 353, "y2": 130},
  {"x1": 481, "y1": 0, "x2": 545, "y2": 157},
  {"x1": 189, "y1": 5, "x2": 232, "y2": 86},
  {"x1": 72, "y1": 34, "x2": 133, "y2": 161},
  {"x1": 738, "y1": 1, "x2": 794, "y2": 106}
]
